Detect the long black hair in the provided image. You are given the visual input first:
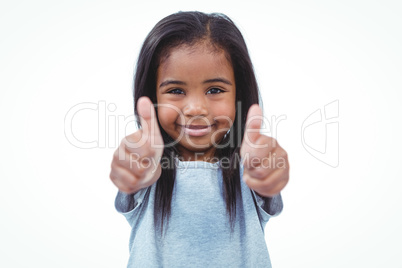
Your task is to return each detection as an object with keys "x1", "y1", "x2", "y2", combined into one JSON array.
[{"x1": 133, "y1": 11, "x2": 261, "y2": 232}]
